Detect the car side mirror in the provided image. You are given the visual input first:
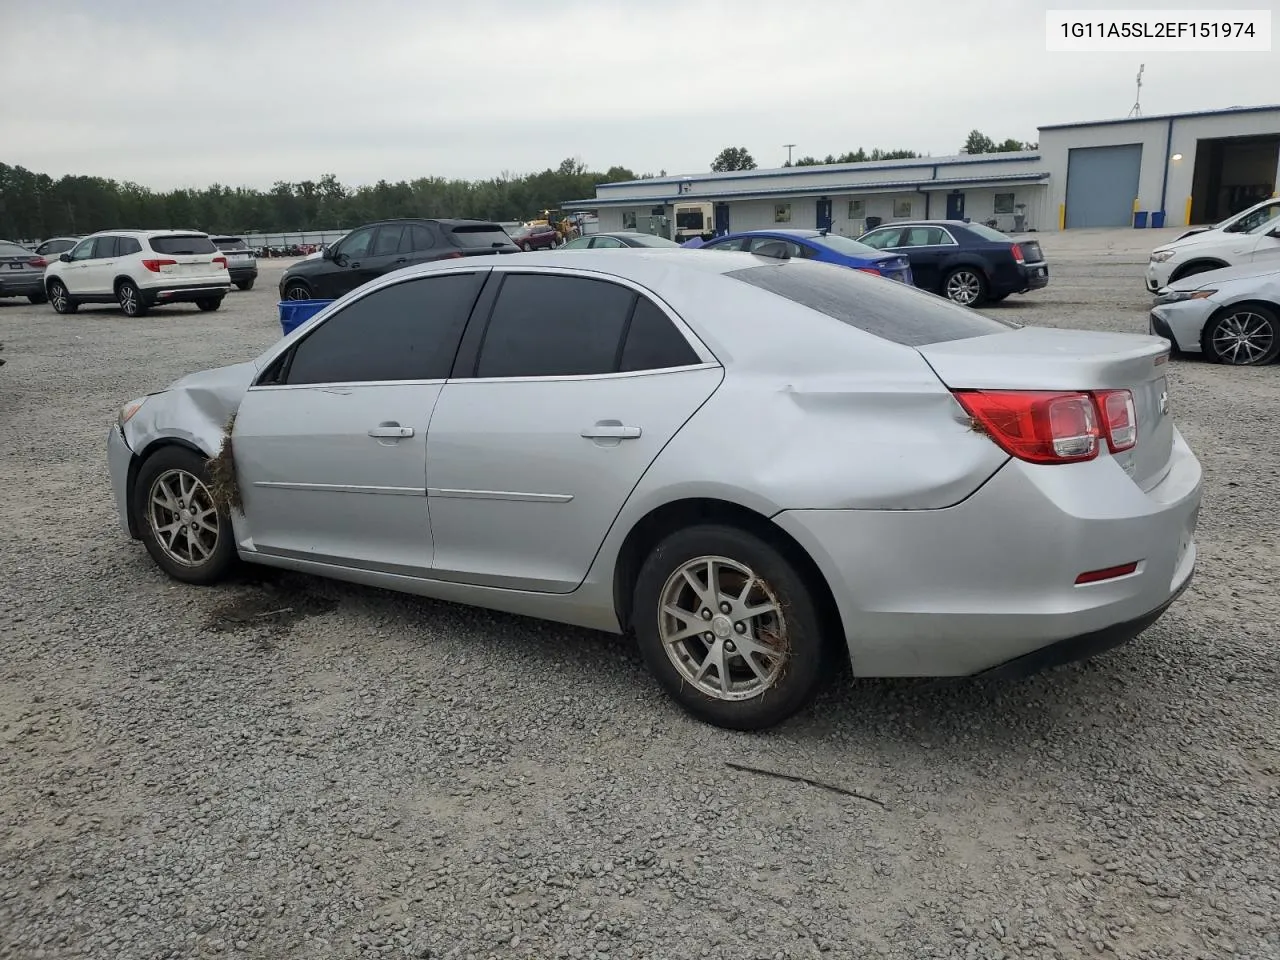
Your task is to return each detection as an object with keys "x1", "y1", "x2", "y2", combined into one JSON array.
[
  {"x1": 1269, "y1": 227, "x2": 1280, "y2": 239},
  {"x1": 321, "y1": 245, "x2": 334, "y2": 260},
  {"x1": 59, "y1": 253, "x2": 71, "y2": 262}
]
